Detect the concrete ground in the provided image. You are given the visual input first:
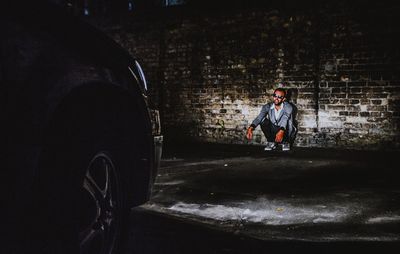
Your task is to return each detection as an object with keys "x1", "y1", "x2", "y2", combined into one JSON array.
[{"x1": 134, "y1": 143, "x2": 400, "y2": 251}]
